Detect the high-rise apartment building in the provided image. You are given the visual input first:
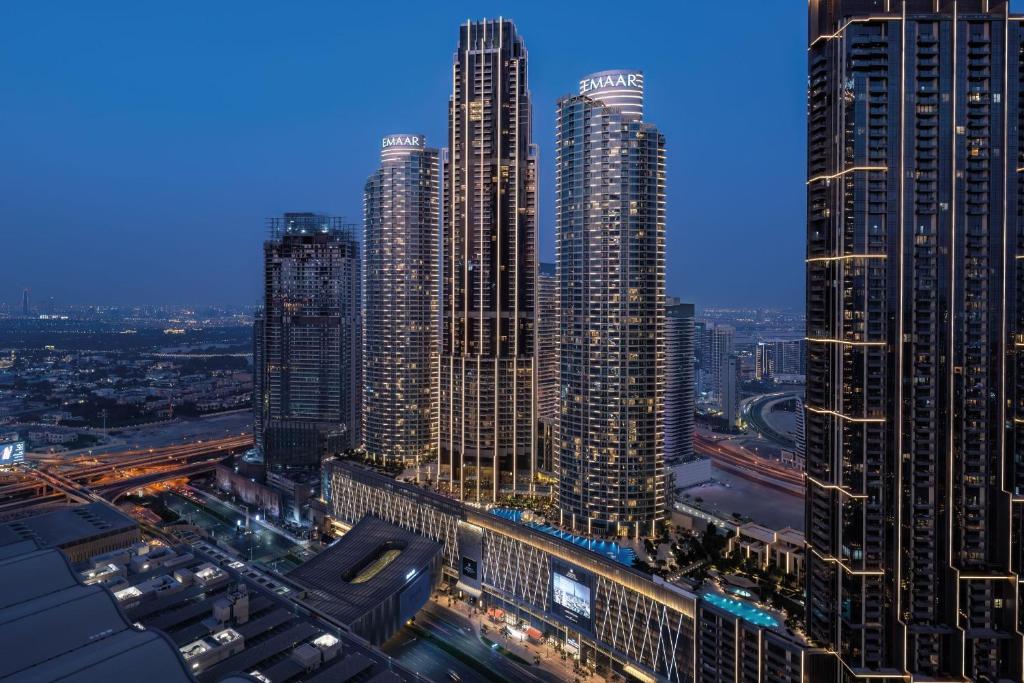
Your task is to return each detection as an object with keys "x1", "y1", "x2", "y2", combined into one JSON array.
[
  {"x1": 755, "y1": 338, "x2": 806, "y2": 381},
  {"x1": 693, "y1": 319, "x2": 709, "y2": 370},
  {"x1": 535, "y1": 262, "x2": 558, "y2": 422},
  {"x1": 793, "y1": 396, "x2": 805, "y2": 469},
  {"x1": 255, "y1": 213, "x2": 361, "y2": 469},
  {"x1": 806, "y1": 1, "x2": 1024, "y2": 679},
  {"x1": 536, "y1": 262, "x2": 558, "y2": 474},
  {"x1": 709, "y1": 324, "x2": 734, "y2": 405},
  {"x1": 721, "y1": 354, "x2": 739, "y2": 430},
  {"x1": 363, "y1": 134, "x2": 439, "y2": 467},
  {"x1": 665, "y1": 301, "x2": 695, "y2": 464},
  {"x1": 439, "y1": 19, "x2": 537, "y2": 502},
  {"x1": 556, "y1": 69, "x2": 666, "y2": 537},
  {"x1": 253, "y1": 310, "x2": 265, "y2": 450}
]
